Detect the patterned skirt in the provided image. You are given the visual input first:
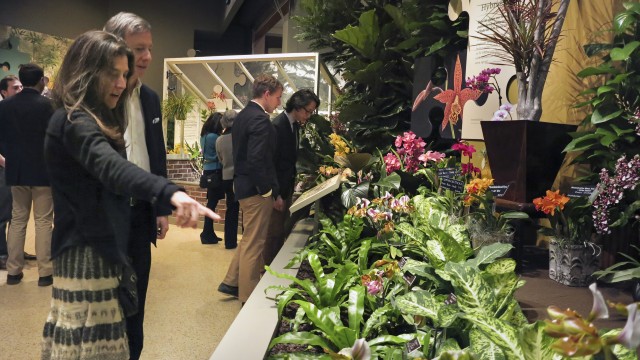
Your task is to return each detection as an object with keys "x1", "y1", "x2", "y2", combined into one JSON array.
[{"x1": 42, "y1": 245, "x2": 129, "y2": 360}]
